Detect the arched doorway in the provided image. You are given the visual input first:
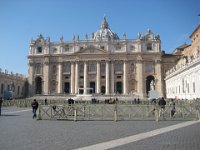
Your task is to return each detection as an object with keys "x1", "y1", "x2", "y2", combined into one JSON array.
[
  {"x1": 35, "y1": 76, "x2": 42, "y2": 94},
  {"x1": 146, "y1": 75, "x2": 155, "y2": 95}
]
